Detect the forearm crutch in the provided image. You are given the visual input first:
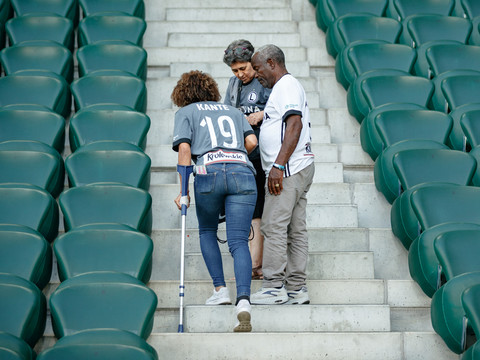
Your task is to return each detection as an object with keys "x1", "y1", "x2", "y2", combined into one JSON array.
[{"x1": 176, "y1": 164, "x2": 193, "y2": 333}]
